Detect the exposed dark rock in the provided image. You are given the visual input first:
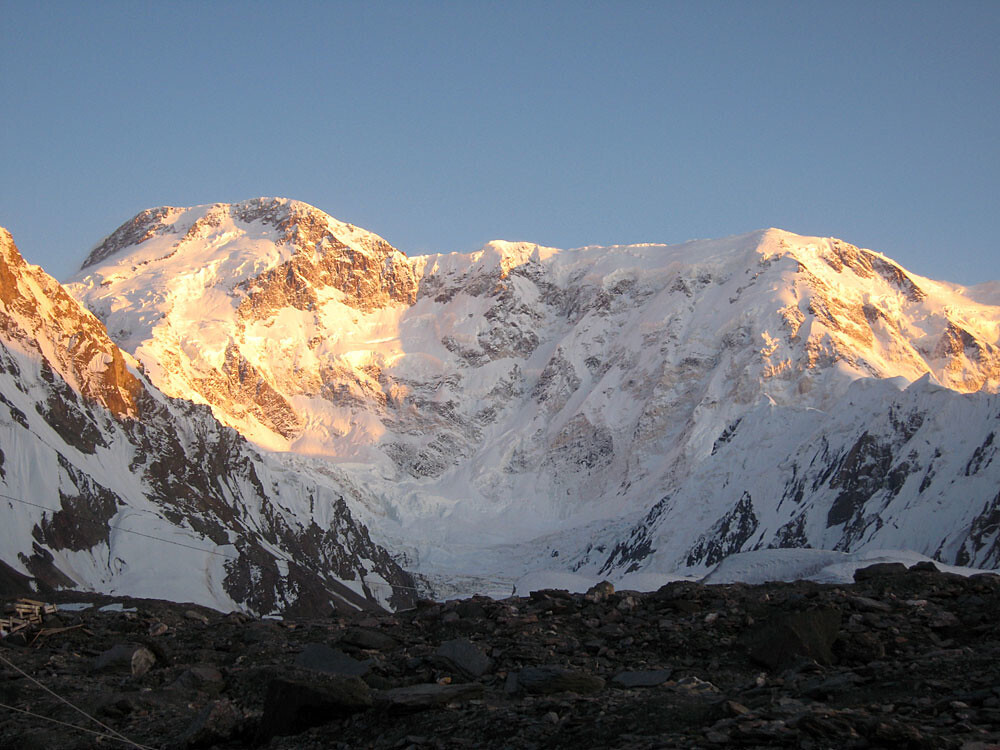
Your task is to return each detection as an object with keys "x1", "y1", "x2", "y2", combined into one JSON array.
[
  {"x1": 170, "y1": 665, "x2": 224, "y2": 692},
  {"x1": 0, "y1": 559, "x2": 33, "y2": 597},
  {"x1": 339, "y1": 626, "x2": 399, "y2": 651},
  {"x1": 433, "y1": 638, "x2": 492, "y2": 679},
  {"x1": 513, "y1": 665, "x2": 606, "y2": 695},
  {"x1": 258, "y1": 676, "x2": 373, "y2": 740},
  {"x1": 3, "y1": 570, "x2": 1000, "y2": 749},
  {"x1": 584, "y1": 581, "x2": 615, "y2": 603},
  {"x1": 92, "y1": 643, "x2": 152, "y2": 674},
  {"x1": 612, "y1": 669, "x2": 673, "y2": 687},
  {"x1": 853, "y1": 561, "x2": 908, "y2": 580},
  {"x1": 294, "y1": 643, "x2": 370, "y2": 676},
  {"x1": 378, "y1": 682, "x2": 485, "y2": 712},
  {"x1": 686, "y1": 491, "x2": 759, "y2": 567},
  {"x1": 746, "y1": 607, "x2": 842, "y2": 670},
  {"x1": 176, "y1": 699, "x2": 242, "y2": 748}
]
